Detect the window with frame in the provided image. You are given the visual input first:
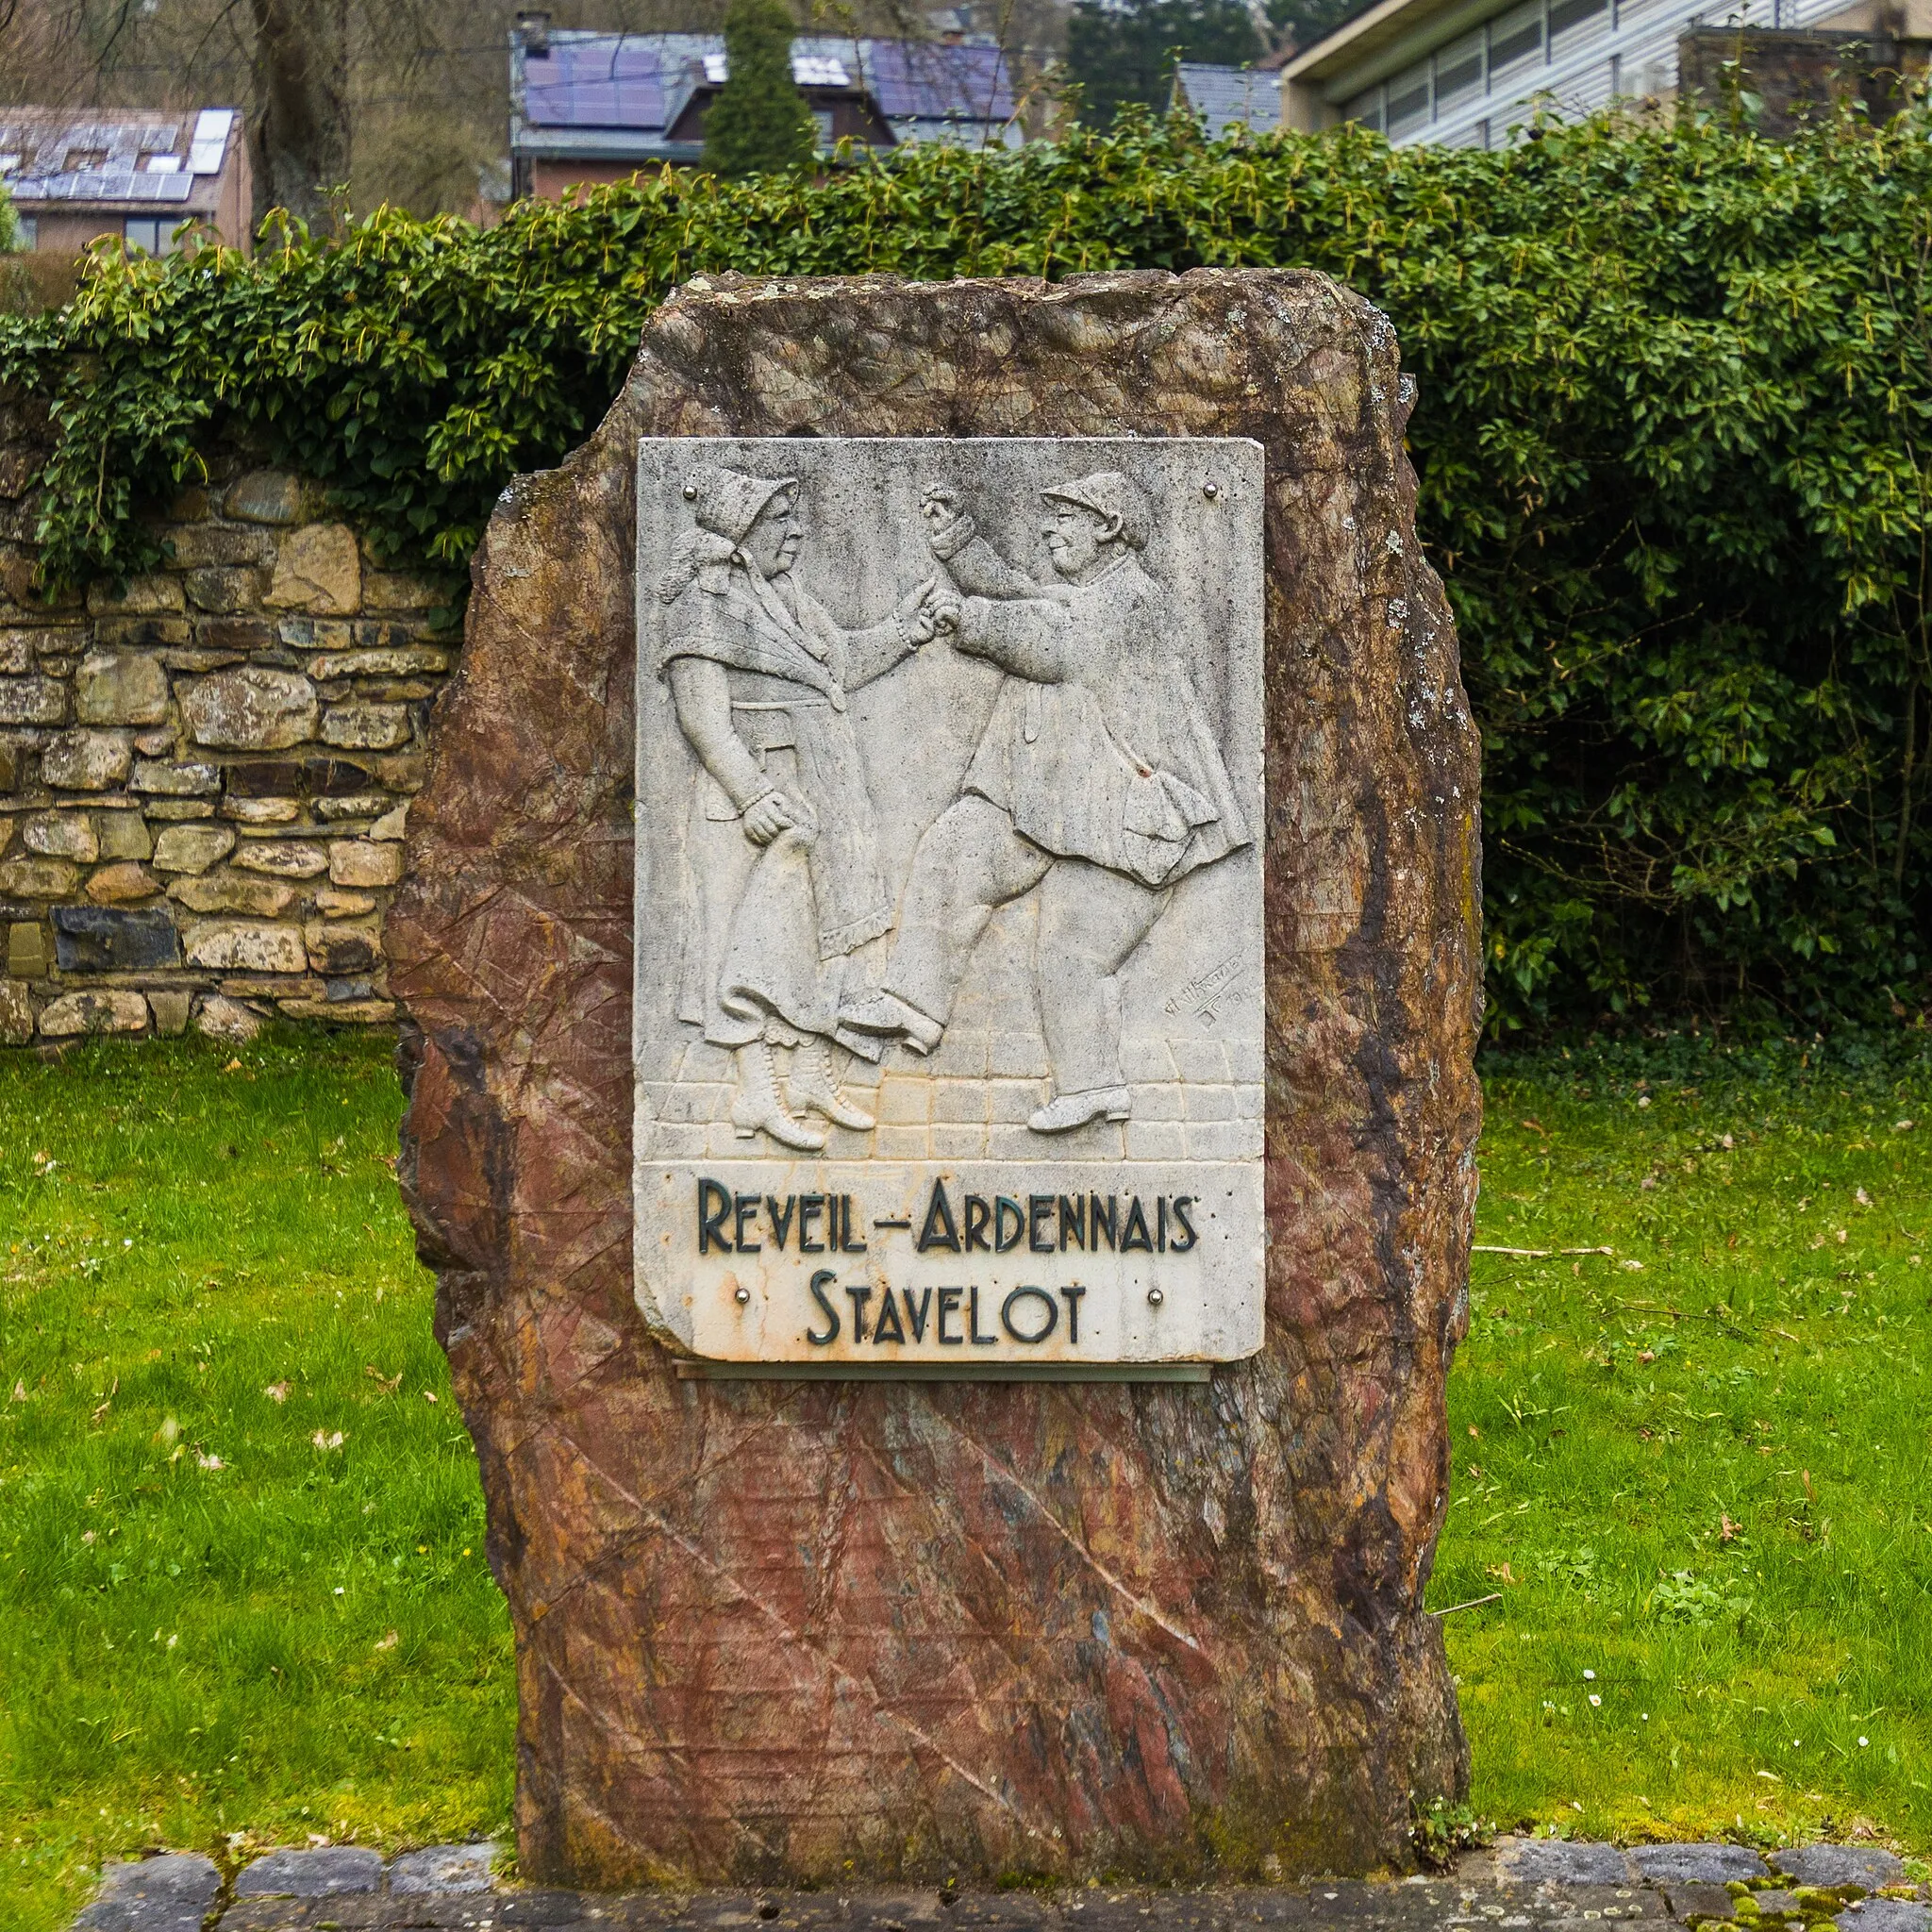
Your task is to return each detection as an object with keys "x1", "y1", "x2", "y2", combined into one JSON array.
[
  {"x1": 1386, "y1": 59, "x2": 1430, "y2": 135},
  {"x1": 1548, "y1": 0, "x2": 1608, "y2": 46},
  {"x1": 1434, "y1": 28, "x2": 1486, "y2": 107},
  {"x1": 123, "y1": 216, "x2": 183, "y2": 257},
  {"x1": 1488, "y1": 0, "x2": 1545, "y2": 69}
]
